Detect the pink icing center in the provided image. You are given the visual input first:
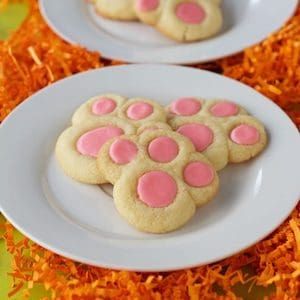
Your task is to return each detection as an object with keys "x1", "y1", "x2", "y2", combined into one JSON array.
[
  {"x1": 76, "y1": 126, "x2": 124, "y2": 157},
  {"x1": 109, "y1": 139, "x2": 138, "y2": 165},
  {"x1": 137, "y1": 171, "x2": 177, "y2": 208},
  {"x1": 126, "y1": 102, "x2": 153, "y2": 120},
  {"x1": 210, "y1": 102, "x2": 239, "y2": 117},
  {"x1": 184, "y1": 162, "x2": 215, "y2": 187},
  {"x1": 230, "y1": 124, "x2": 260, "y2": 145},
  {"x1": 92, "y1": 97, "x2": 117, "y2": 115},
  {"x1": 136, "y1": 0, "x2": 159, "y2": 11},
  {"x1": 148, "y1": 137, "x2": 179, "y2": 163},
  {"x1": 170, "y1": 98, "x2": 201, "y2": 116},
  {"x1": 177, "y1": 124, "x2": 214, "y2": 152},
  {"x1": 176, "y1": 2, "x2": 206, "y2": 24}
]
